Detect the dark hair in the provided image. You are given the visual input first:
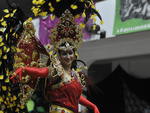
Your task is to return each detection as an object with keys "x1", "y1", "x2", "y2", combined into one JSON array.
[{"x1": 71, "y1": 59, "x2": 87, "y2": 70}]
